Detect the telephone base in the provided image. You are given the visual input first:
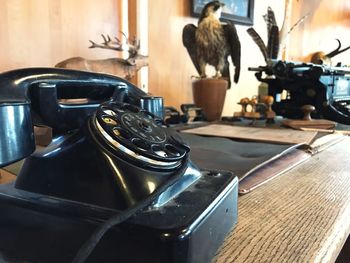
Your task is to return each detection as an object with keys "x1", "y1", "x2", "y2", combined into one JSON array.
[{"x1": 0, "y1": 170, "x2": 237, "y2": 263}]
